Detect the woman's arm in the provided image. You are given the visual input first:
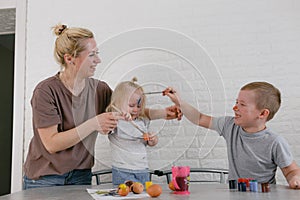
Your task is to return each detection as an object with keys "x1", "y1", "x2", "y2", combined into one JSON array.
[{"x1": 38, "y1": 112, "x2": 123, "y2": 154}]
